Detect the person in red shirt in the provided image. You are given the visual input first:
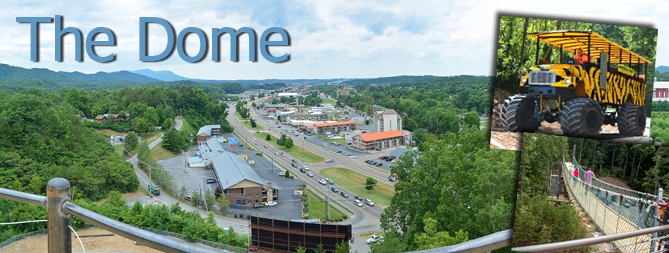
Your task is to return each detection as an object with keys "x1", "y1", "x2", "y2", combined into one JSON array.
[
  {"x1": 574, "y1": 49, "x2": 591, "y2": 64},
  {"x1": 573, "y1": 167, "x2": 579, "y2": 182}
]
